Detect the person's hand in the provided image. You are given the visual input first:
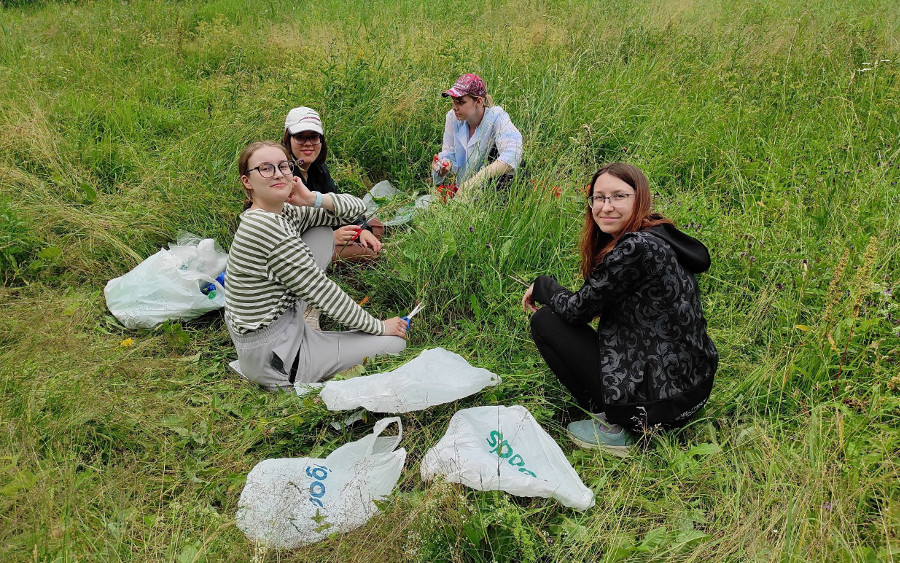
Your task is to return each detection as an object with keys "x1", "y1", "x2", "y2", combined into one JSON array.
[
  {"x1": 383, "y1": 317, "x2": 408, "y2": 339},
  {"x1": 287, "y1": 175, "x2": 315, "y2": 207},
  {"x1": 358, "y1": 229, "x2": 382, "y2": 252},
  {"x1": 334, "y1": 225, "x2": 361, "y2": 246},
  {"x1": 431, "y1": 155, "x2": 450, "y2": 176},
  {"x1": 522, "y1": 283, "x2": 538, "y2": 313}
]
